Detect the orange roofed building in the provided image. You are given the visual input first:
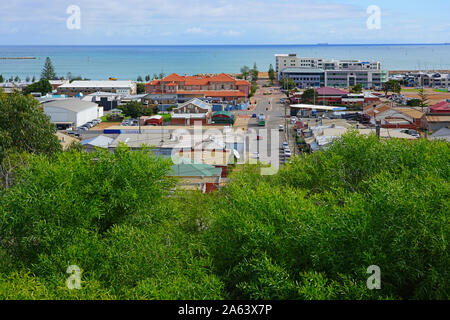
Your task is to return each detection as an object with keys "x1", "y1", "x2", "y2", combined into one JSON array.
[{"x1": 145, "y1": 73, "x2": 251, "y2": 102}]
